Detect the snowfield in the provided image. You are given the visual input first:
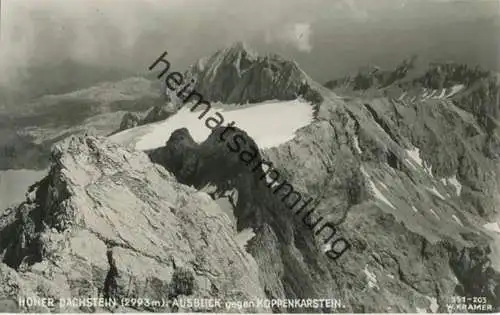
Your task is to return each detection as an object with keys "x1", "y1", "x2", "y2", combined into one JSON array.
[{"x1": 110, "y1": 99, "x2": 314, "y2": 151}]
